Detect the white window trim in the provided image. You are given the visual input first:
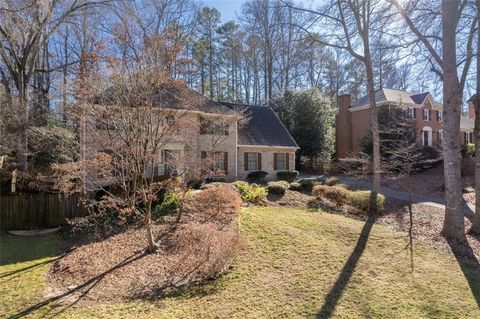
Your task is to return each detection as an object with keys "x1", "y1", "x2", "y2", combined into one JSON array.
[
  {"x1": 247, "y1": 152, "x2": 258, "y2": 171},
  {"x1": 276, "y1": 153, "x2": 287, "y2": 171},
  {"x1": 422, "y1": 126, "x2": 433, "y2": 147},
  {"x1": 423, "y1": 109, "x2": 431, "y2": 121}
]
